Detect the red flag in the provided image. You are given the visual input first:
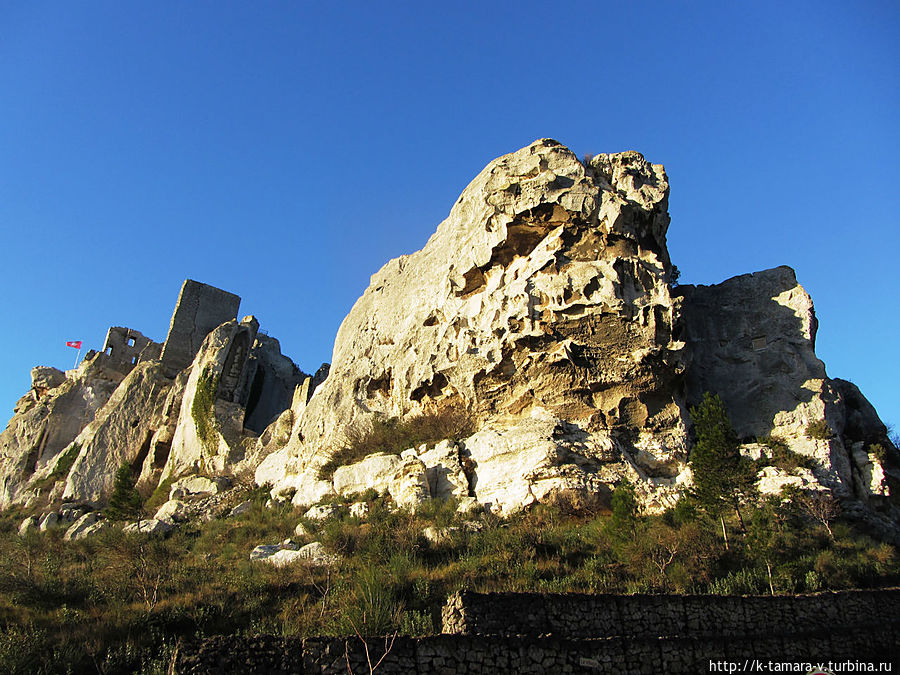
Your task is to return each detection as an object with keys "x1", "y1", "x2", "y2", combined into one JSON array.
[{"x1": 66, "y1": 341, "x2": 82, "y2": 349}]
